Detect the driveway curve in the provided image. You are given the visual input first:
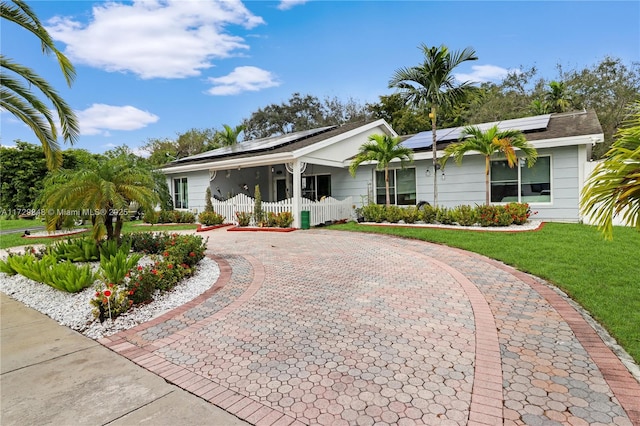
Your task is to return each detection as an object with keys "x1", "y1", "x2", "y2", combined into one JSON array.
[{"x1": 100, "y1": 229, "x2": 639, "y2": 426}]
